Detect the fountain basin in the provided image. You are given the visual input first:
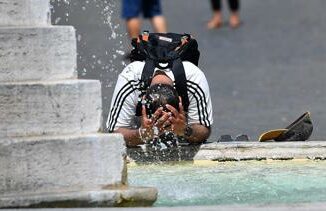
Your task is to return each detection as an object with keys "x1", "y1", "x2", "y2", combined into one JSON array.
[
  {"x1": 129, "y1": 159, "x2": 326, "y2": 207},
  {"x1": 128, "y1": 141, "x2": 326, "y2": 207}
]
